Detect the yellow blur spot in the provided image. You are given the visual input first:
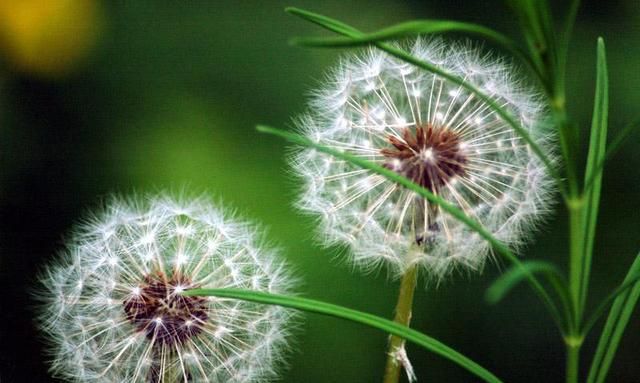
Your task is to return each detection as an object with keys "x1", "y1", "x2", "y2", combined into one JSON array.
[{"x1": 0, "y1": 0, "x2": 102, "y2": 78}]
